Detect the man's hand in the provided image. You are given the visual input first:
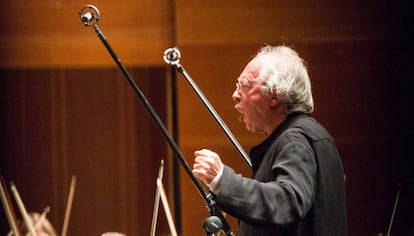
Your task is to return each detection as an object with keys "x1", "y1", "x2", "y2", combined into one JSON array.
[{"x1": 192, "y1": 149, "x2": 223, "y2": 186}]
